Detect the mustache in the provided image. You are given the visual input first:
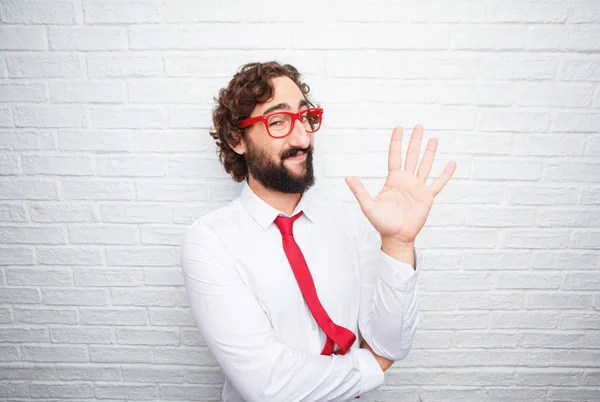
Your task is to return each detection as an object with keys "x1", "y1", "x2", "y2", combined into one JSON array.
[{"x1": 281, "y1": 146, "x2": 312, "y2": 160}]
